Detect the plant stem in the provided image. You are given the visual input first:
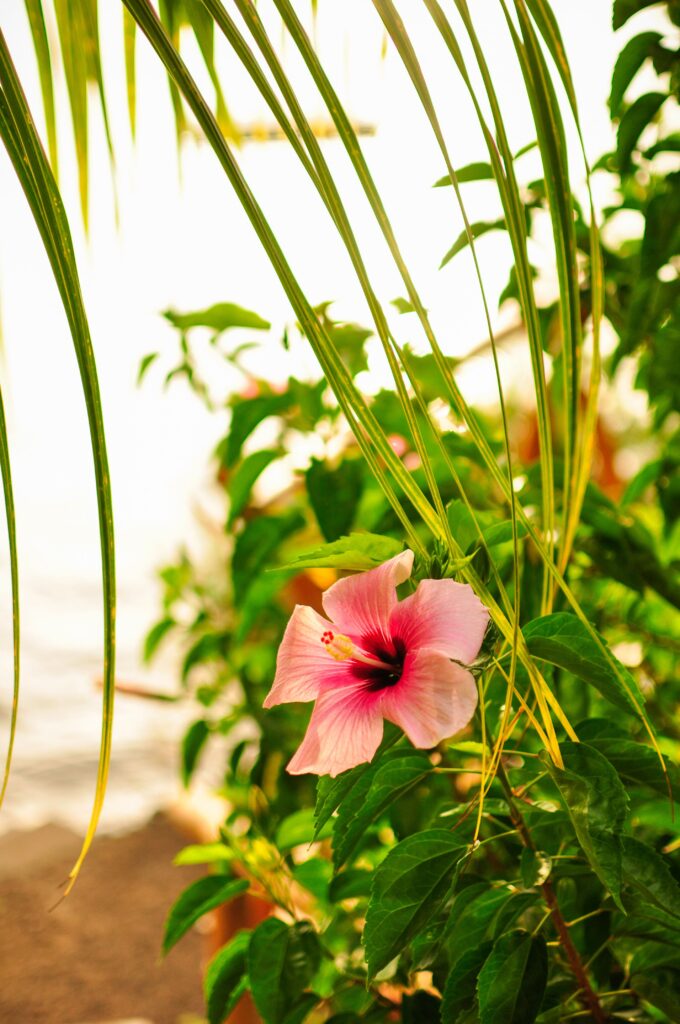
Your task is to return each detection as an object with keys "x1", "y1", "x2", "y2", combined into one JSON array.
[{"x1": 496, "y1": 762, "x2": 609, "y2": 1024}]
